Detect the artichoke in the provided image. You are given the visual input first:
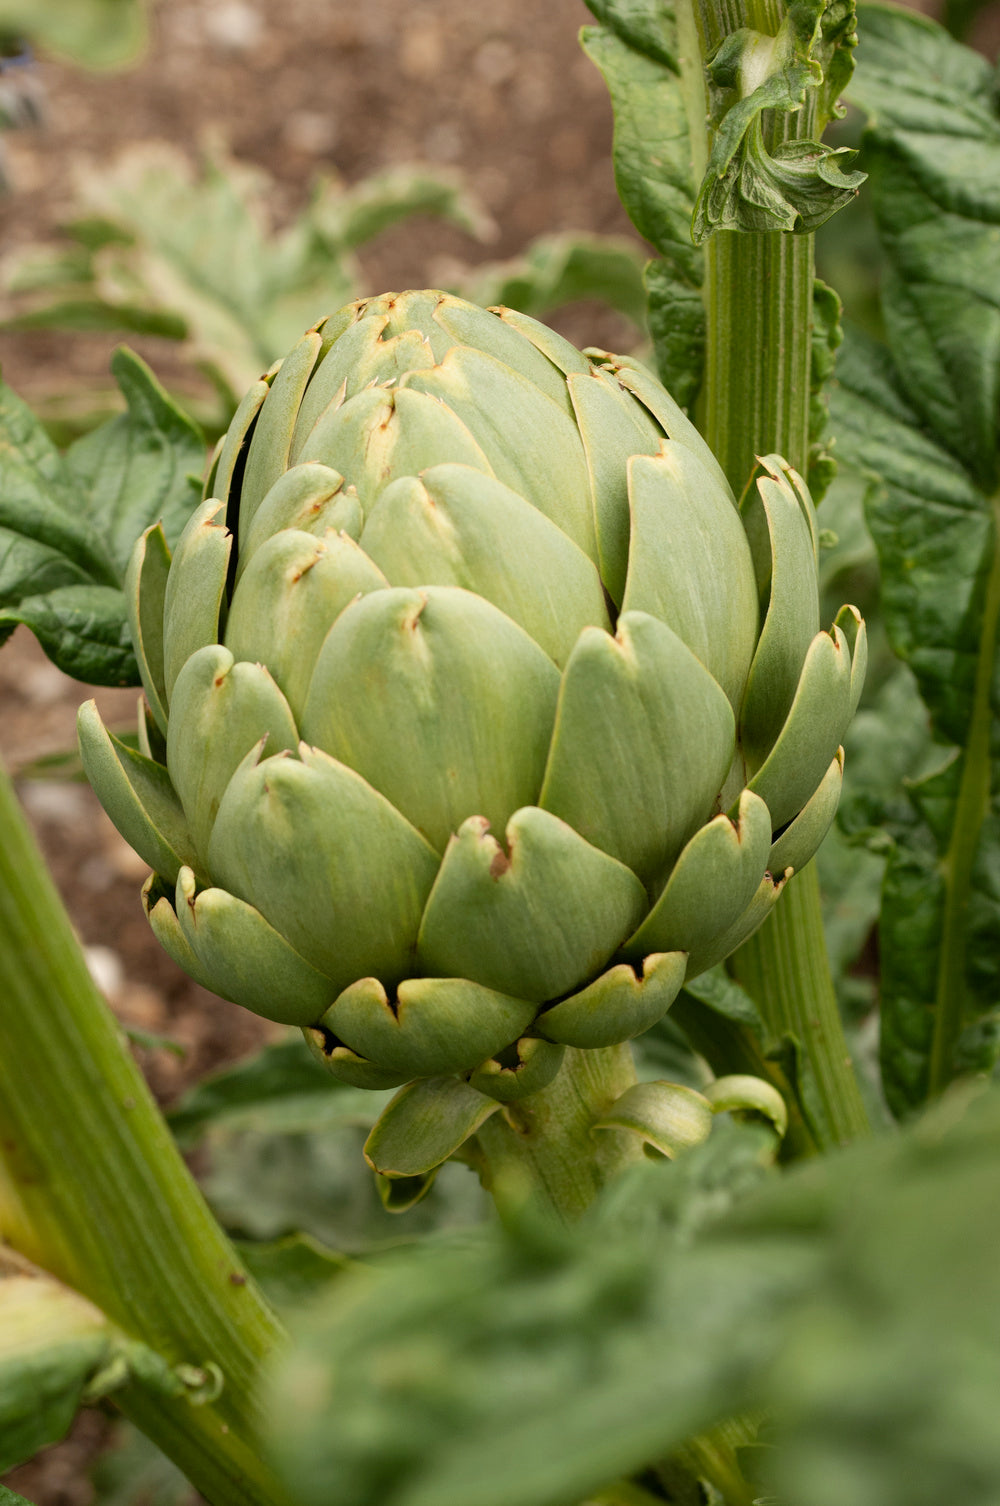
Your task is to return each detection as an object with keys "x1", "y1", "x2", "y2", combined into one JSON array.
[{"x1": 79, "y1": 289, "x2": 865, "y2": 1103}]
